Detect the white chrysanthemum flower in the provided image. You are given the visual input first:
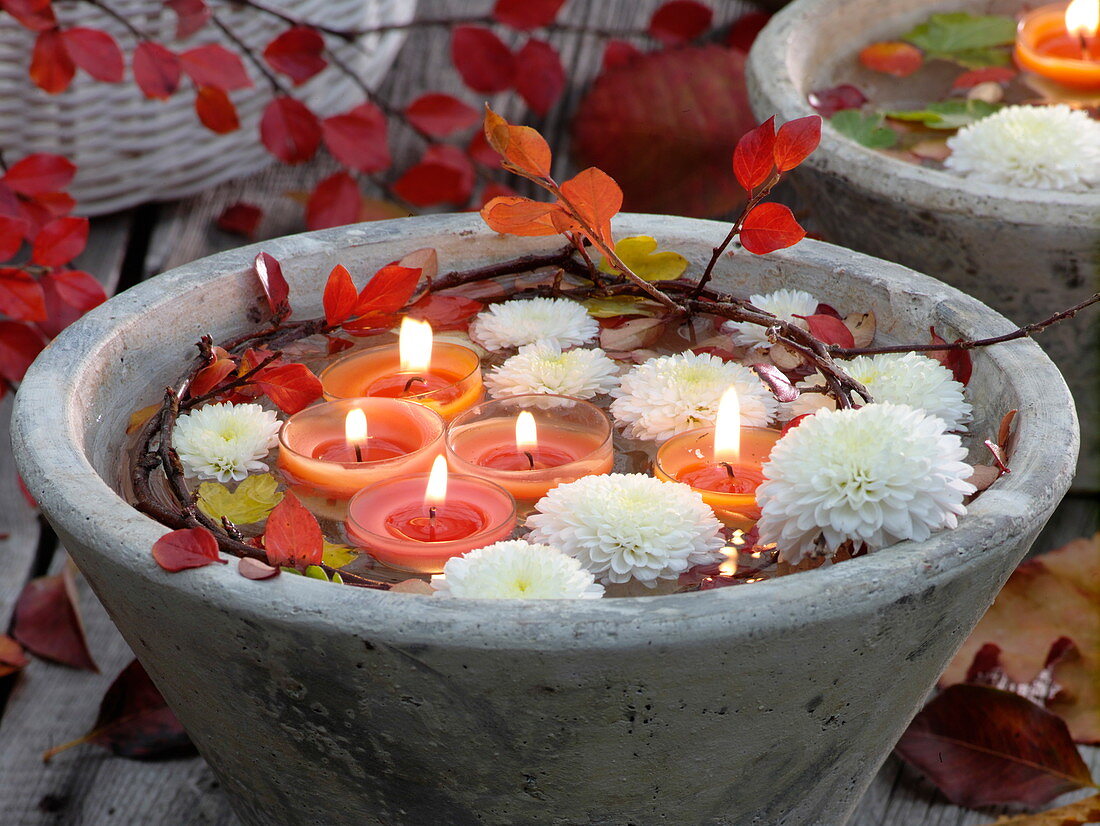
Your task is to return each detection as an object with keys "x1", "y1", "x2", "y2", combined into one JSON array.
[
  {"x1": 945, "y1": 104, "x2": 1100, "y2": 192},
  {"x1": 757, "y1": 403, "x2": 976, "y2": 564},
  {"x1": 785, "y1": 353, "x2": 972, "y2": 431},
  {"x1": 173, "y1": 402, "x2": 281, "y2": 483},
  {"x1": 430, "y1": 540, "x2": 604, "y2": 599},
  {"x1": 469, "y1": 297, "x2": 599, "y2": 351},
  {"x1": 527, "y1": 473, "x2": 725, "y2": 586},
  {"x1": 484, "y1": 341, "x2": 620, "y2": 400},
  {"x1": 610, "y1": 351, "x2": 778, "y2": 441},
  {"x1": 722, "y1": 288, "x2": 819, "y2": 351}
]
